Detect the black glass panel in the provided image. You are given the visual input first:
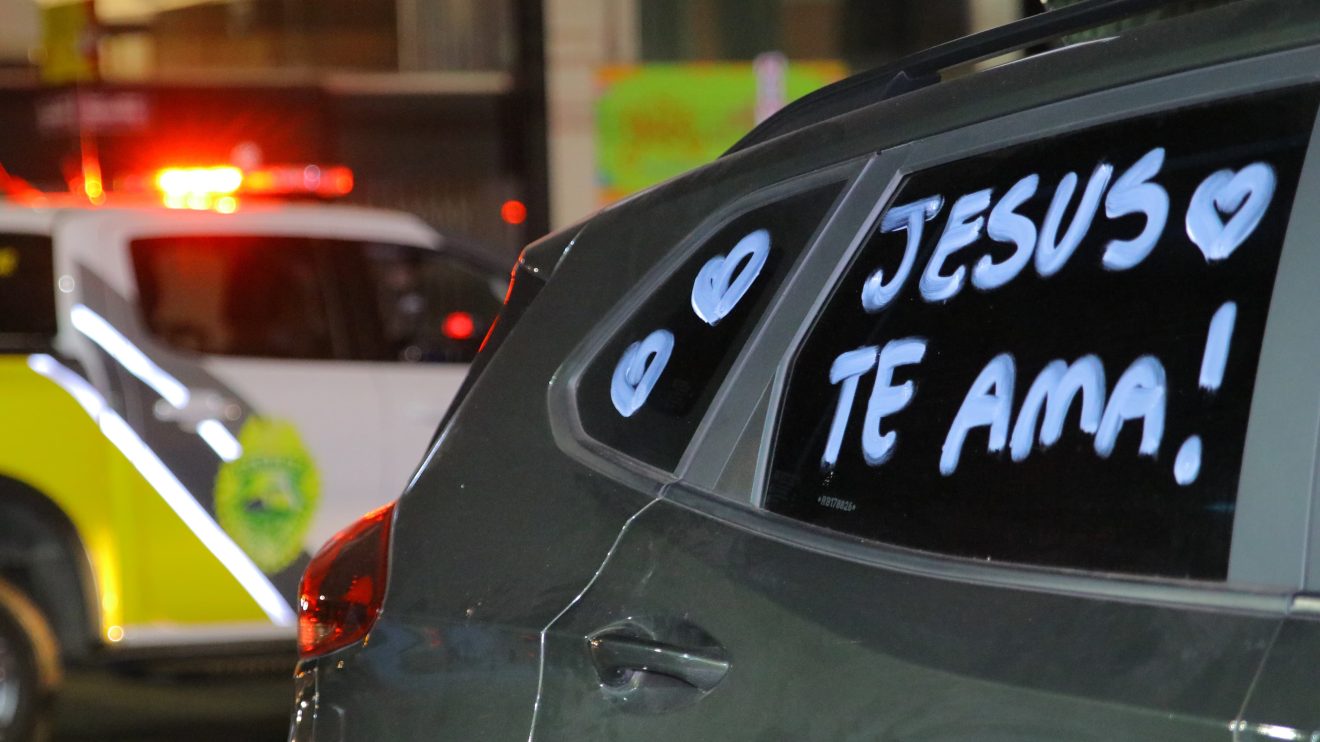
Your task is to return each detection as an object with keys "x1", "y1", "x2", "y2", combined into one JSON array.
[
  {"x1": 359, "y1": 244, "x2": 503, "y2": 364},
  {"x1": 0, "y1": 233, "x2": 55, "y2": 349},
  {"x1": 579, "y1": 182, "x2": 845, "y2": 470},
  {"x1": 132, "y1": 235, "x2": 336, "y2": 360},
  {"x1": 768, "y1": 89, "x2": 1318, "y2": 580}
]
